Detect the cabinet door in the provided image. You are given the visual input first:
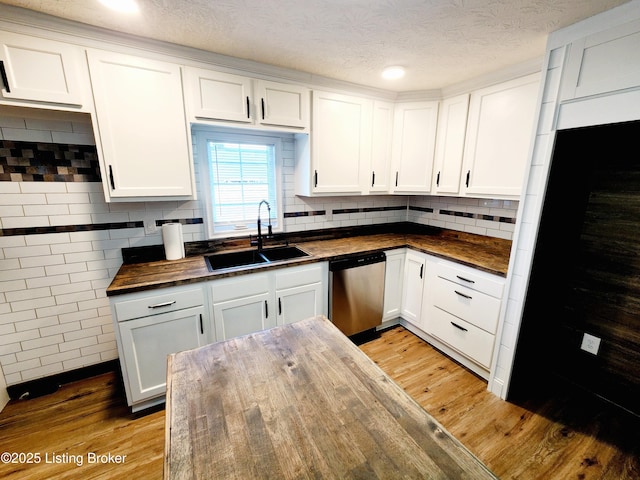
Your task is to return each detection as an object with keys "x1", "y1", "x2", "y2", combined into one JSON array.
[
  {"x1": 560, "y1": 19, "x2": 640, "y2": 101},
  {"x1": 461, "y1": 73, "x2": 540, "y2": 198},
  {"x1": 212, "y1": 292, "x2": 275, "y2": 340},
  {"x1": 87, "y1": 50, "x2": 193, "y2": 199},
  {"x1": 276, "y1": 282, "x2": 323, "y2": 325},
  {"x1": 391, "y1": 101, "x2": 439, "y2": 193},
  {"x1": 311, "y1": 90, "x2": 371, "y2": 194},
  {"x1": 369, "y1": 100, "x2": 394, "y2": 193},
  {"x1": 383, "y1": 249, "x2": 405, "y2": 321},
  {"x1": 401, "y1": 251, "x2": 426, "y2": 326},
  {"x1": 255, "y1": 80, "x2": 309, "y2": 129},
  {"x1": 185, "y1": 67, "x2": 252, "y2": 123},
  {"x1": 119, "y1": 306, "x2": 206, "y2": 404},
  {"x1": 0, "y1": 31, "x2": 85, "y2": 107},
  {"x1": 433, "y1": 94, "x2": 469, "y2": 194}
]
